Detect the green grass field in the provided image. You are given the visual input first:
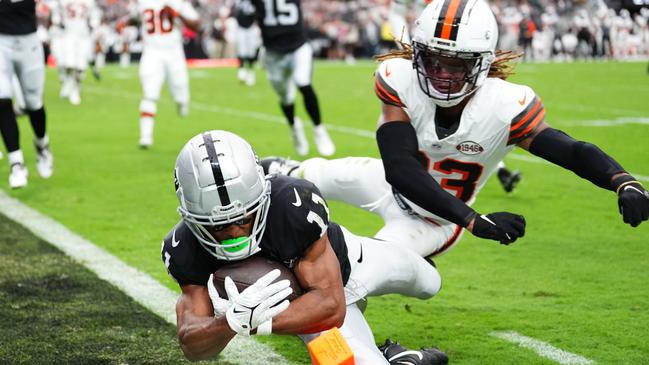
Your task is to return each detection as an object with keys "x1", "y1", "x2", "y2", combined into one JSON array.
[{"x1": 1, "y1": 60, "x2": 648, "y2": 364}]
